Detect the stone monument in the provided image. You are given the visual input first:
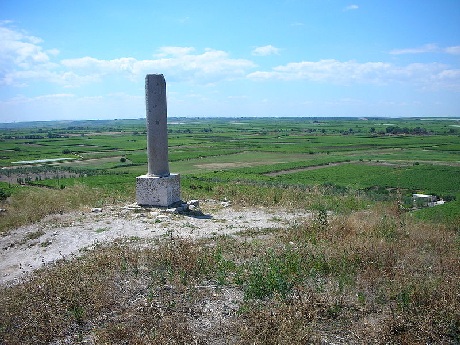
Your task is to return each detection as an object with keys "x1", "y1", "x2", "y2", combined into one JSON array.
[{"x1": 136, "y1": 74, "x2": 181, "y2": 206}]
